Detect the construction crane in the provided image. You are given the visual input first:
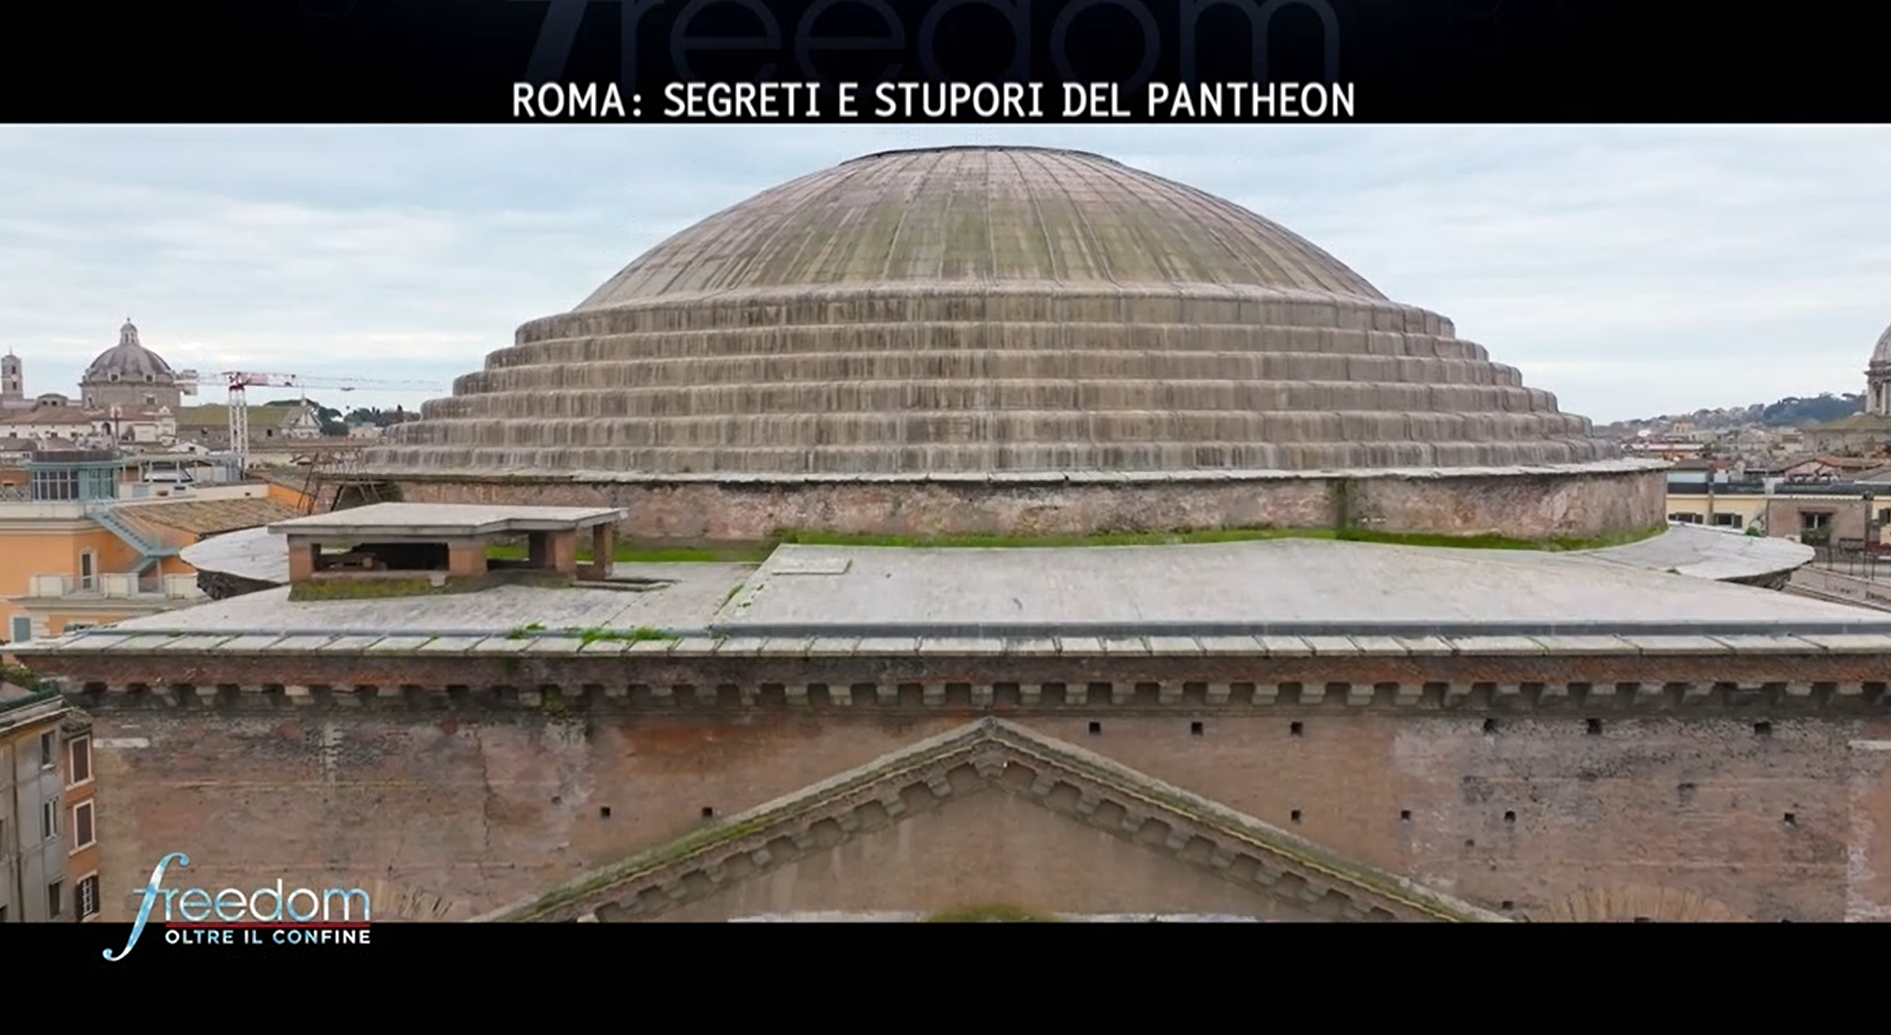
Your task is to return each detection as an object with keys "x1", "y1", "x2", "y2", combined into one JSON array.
[{"x1": 173, "y1": 370, "x2": 444, "y2": 469}]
